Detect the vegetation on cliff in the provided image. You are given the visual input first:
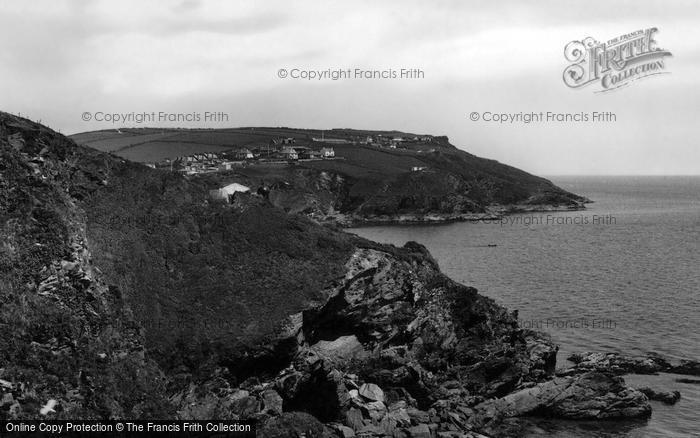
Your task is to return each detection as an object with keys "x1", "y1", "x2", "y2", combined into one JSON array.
[
  {"x1": 72, "y1": 127, "x2": 587, "y2": 225},
  {"x1": 2, "y1": 113, "x2": 651, "y2": 436}
]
